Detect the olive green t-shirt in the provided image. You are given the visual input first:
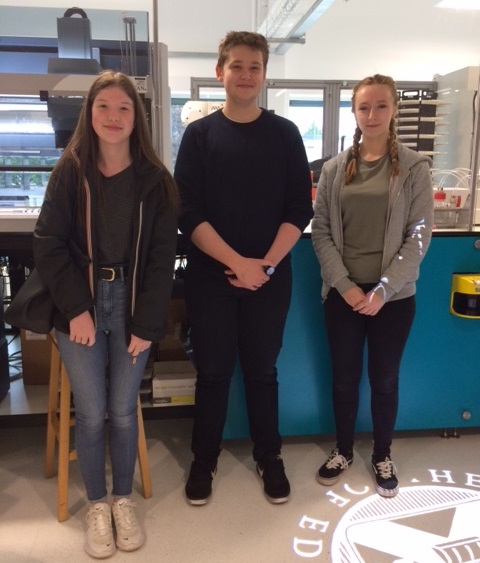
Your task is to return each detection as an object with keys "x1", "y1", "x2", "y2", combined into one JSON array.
[{"x1": 341, "y1": 154, "x2": 391, "y2": 284}]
